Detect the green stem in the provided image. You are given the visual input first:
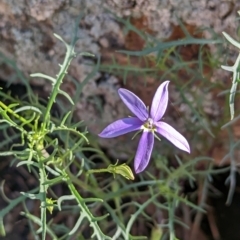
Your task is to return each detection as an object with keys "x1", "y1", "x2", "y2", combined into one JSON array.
[
  {"x1": 0, "y1": 101, "x2": 34, "y2": 128},
  {"x1": 64, "y1": 170, "x2": 111, "y2": 240},
  {"x1": 42, "y1": 44, "x2": 76, "y2": 130},
  {"x1": 168, "y1": 198, "x2": 176, "y2": 240},
  {"x1": 38, "y1": 159, "x2": 48, "y2": 240},
  {"x1": 87, "y1": 168, "x2": 110, "y2": 175}
]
